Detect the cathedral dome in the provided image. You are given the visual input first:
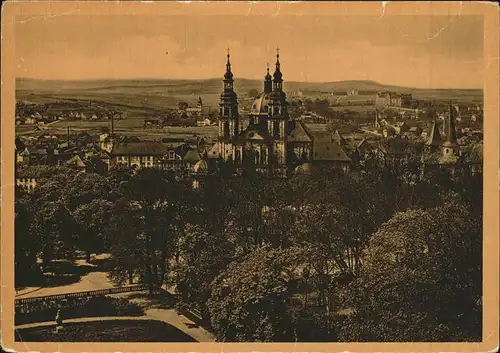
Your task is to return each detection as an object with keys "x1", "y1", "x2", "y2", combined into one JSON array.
[{"x1": 249, "y1": 92, "x2": 271, "y2": 115}]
